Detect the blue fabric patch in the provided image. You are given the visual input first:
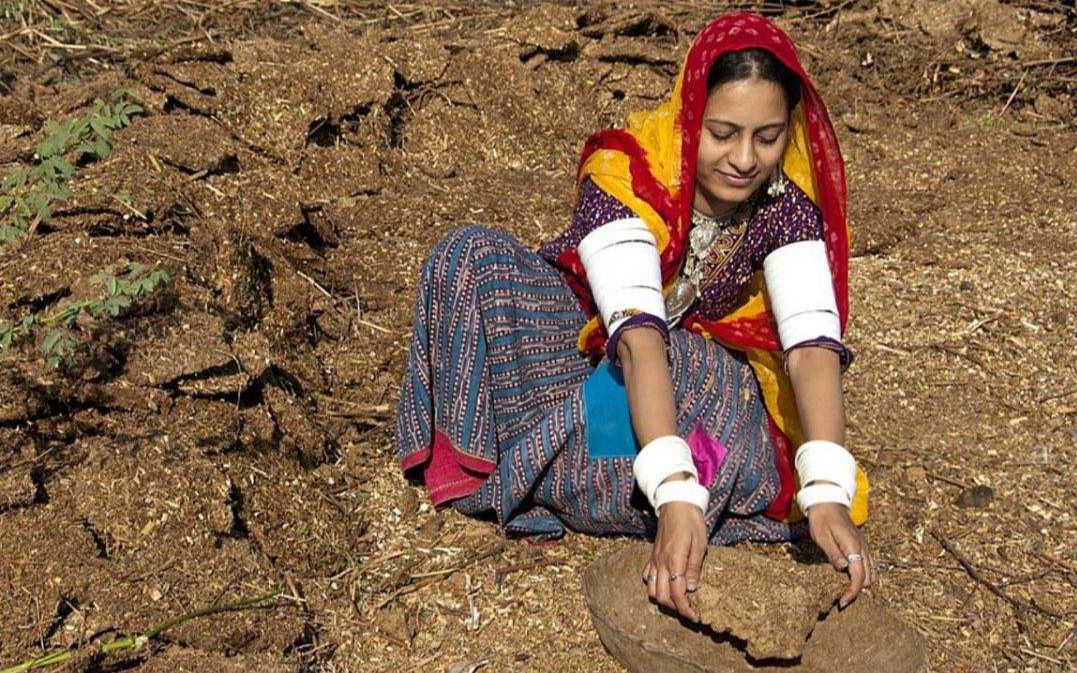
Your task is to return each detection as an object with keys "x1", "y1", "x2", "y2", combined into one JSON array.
[{"x1": 583, "y1": 361, "x2": 639, "y2": 459}]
